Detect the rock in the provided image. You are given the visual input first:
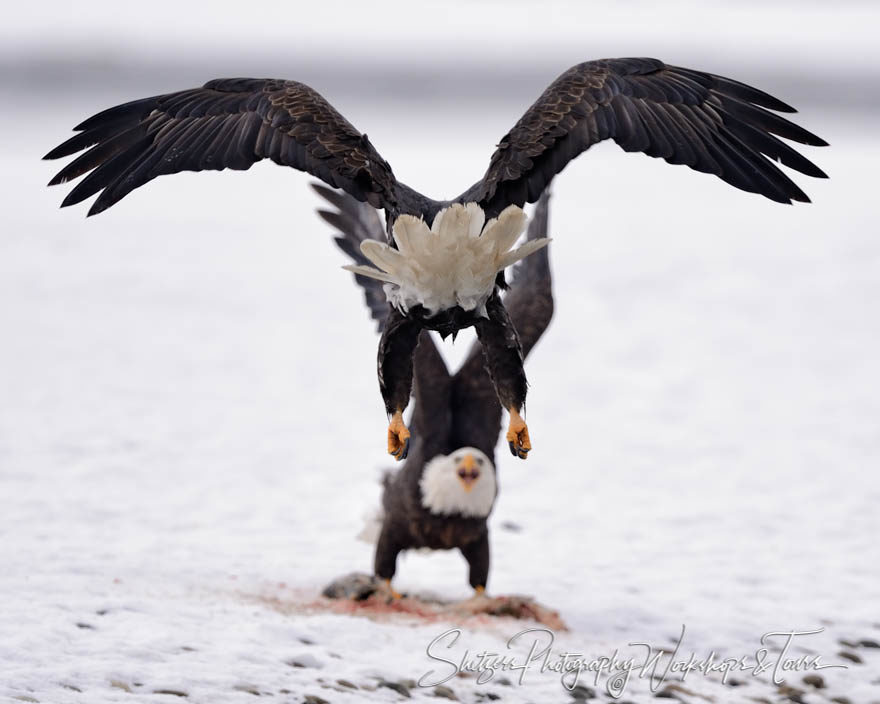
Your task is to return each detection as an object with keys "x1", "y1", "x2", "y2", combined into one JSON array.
[
  {"x1": 109, "y1": 681, "x2": 132, "y2": 692},
  {"x1": 379, "y1": 680, "x2": 411, "y2": 698},
  {"x1": 500, "y1": 520, "x2": 522, "y2": 532},
  {"x1": 497, "y1": 677, "x2": 512, "y2": 686},
  {"x1": 286, "y1": 654, "x2": 323, "y2": 669},
  {"x1": 233, "y1": 684, "x2": 261, "y2": 696},
  {"x1": 569, "y1": 684, "x2": 596, "y2": 699},
  {"x1": 859, "y1": 638, "x2": 880, "y2": 648},
  {"x1": 777, "y1": 684, "x2": 806, "y2": 703},
  {"x1": 322, "y1": 572, "x2": 379, "y2": 600},
  {"x1": 838, "y1": 650, "x2": 863, "y2": 664},
  {"x1": 153, "y1": 689, "x2": 187, "y2": 697},
  {"x1": 830, "y1": 697, "x2": 852, "y2": 704},
  {"x1": 75, "y1": 622, "x2": 95, "y2": 630},
  {"x1": 304, "y1": 696, "x2": 329, "y2": 704},
  {"x1": 433, "y1": 685, "x2": 458, "y2": 700},
  {"x1": 336, "y1": 680, "x2": 357, "y2": 689},
  {"x1": 802, "y1": 674, "x2": 825, "y2": 689},
  {"x1": 838, "y1": 639, "x2": 858, "y2": 648},
  {"x1": 13, "y1": 697, "x2": 39, "y2": 703},
  {"x1": 401, "y1": 679, "x2": 417, "y2": 689}
]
